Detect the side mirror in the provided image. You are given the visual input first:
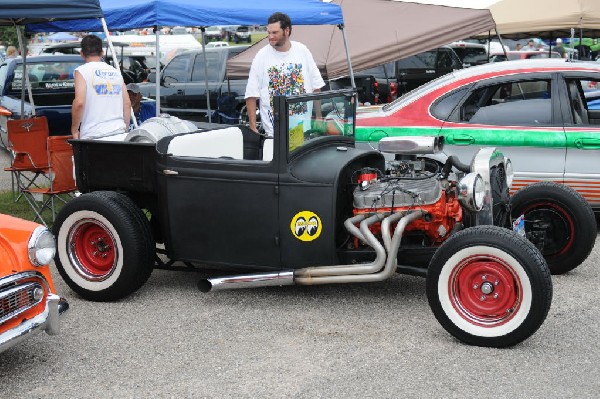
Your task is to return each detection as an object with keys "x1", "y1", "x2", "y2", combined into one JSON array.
[
  {"x1": 148, "y1": 72, "x2": 156, "y2": 83},
  {"x1": 163, "y1": 76, "x2": 177, "y2": 86}
]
